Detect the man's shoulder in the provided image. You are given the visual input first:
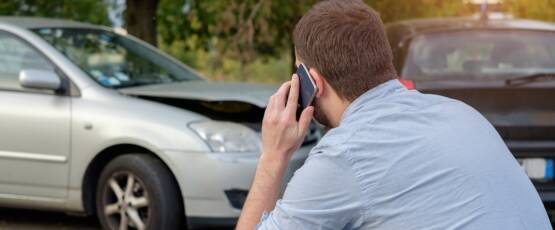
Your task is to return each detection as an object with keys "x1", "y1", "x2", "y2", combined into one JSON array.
[
  {"x1": 309, "y1": 91, "x2": 457, "y2": 156},
  {"x1": 290, "y1": 146, "x2": 362, "y2": 197},
  {"x1": 347, "y1": 89, "x2": 483, "y2": 128},
  {"x1": 309, "y1": 124, "x2": 358, "y2": 160},
  {"x1": 310, "y1": 90, "x2": 490, "y2": 165}
]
